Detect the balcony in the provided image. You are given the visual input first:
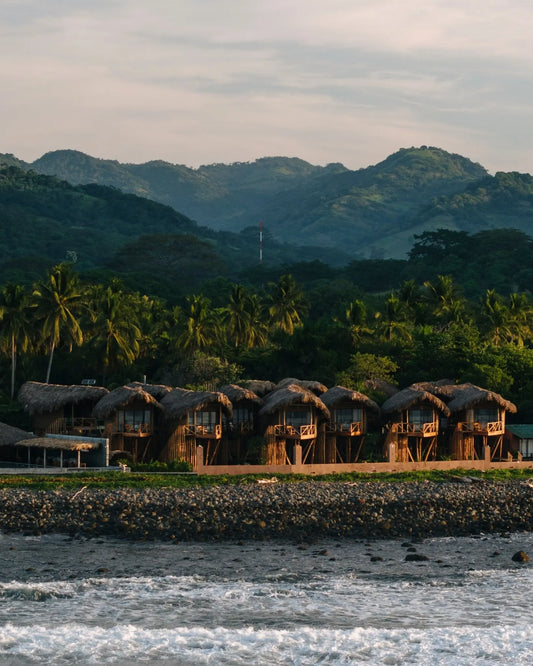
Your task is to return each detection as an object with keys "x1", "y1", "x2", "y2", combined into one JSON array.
[
  {"x1": 116, "y1": 423, "x2": 152, "y2": 437},
  {"x1": 326, "y1": 421, "x2": 363, "y2": 436},
  {"x1": 274, "y1": 424, "x2": 316, "y2": 439},
  {"x1": 396, "y1": 421, "x2": 438, "y2": 437},
  {"x1": 459, "y1": 421, "x2": 503, "y2": 435},
  {"x1": 185, "y1": 424, "x2": 222, "y2": 439},
  {"x1": 47, "y1": 417, "x2": 105, "y2": 437}
]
